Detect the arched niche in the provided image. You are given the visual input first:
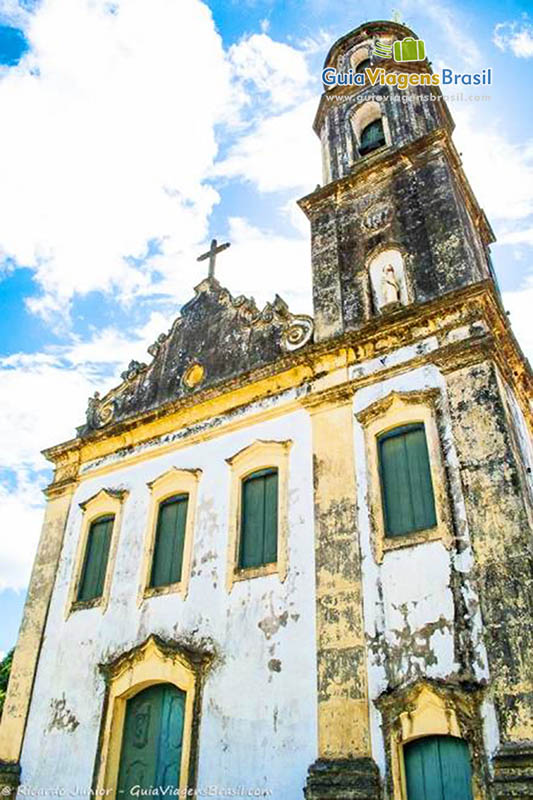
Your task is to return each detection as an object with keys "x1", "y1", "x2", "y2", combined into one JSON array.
[
  {"x1": 350, "y1": 100, "x2": 391, "y2": 158},
  {"x1": 350, "y1": 44, "x2": 371, "y2": 71},
  {"x1": 368, "y1": 248, "x2": 409, "y2": 313}
]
